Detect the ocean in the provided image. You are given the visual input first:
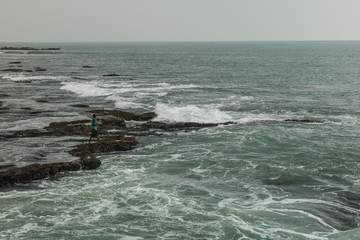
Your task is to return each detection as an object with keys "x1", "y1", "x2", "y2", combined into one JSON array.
[{"x1": 0, "y1": 41, "x2": 360, "y2": 239}]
